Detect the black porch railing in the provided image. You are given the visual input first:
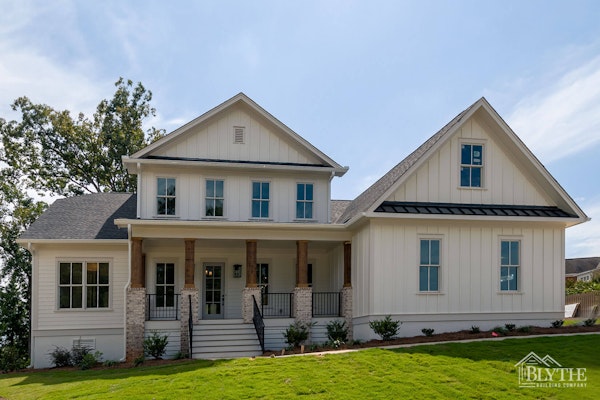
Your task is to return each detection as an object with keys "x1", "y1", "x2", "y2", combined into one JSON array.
[
  {"x1": 146, "y1": 294, "x2": 180, "y2": 320},
  {"x1": 312, "y1": 292, "x2": 341, "y2": 317},
  {"x1": 262, "y1": 292, "x2": 294, "y2": 318},
  {"x1": 252, "y1": 295, "x2": 265, "y2": 352}
]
